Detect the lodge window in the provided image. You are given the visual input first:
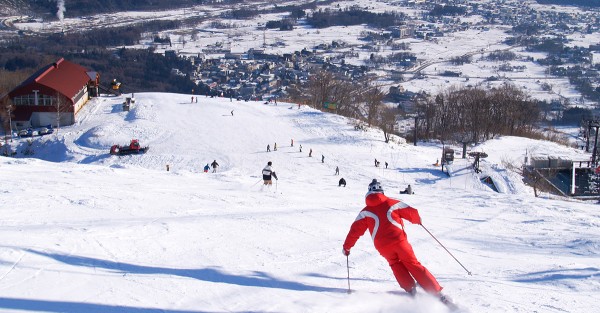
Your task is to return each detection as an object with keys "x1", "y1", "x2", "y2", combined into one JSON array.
[
  {"x1": 12, "y1": 94, "x2": 56, "y2": 106},
  {"x1": 13, "y1": 94, "x2": 35, "y2": 105},
  {"x1": 40, "y1": 94, "x2": 55, "y2": 106}
]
